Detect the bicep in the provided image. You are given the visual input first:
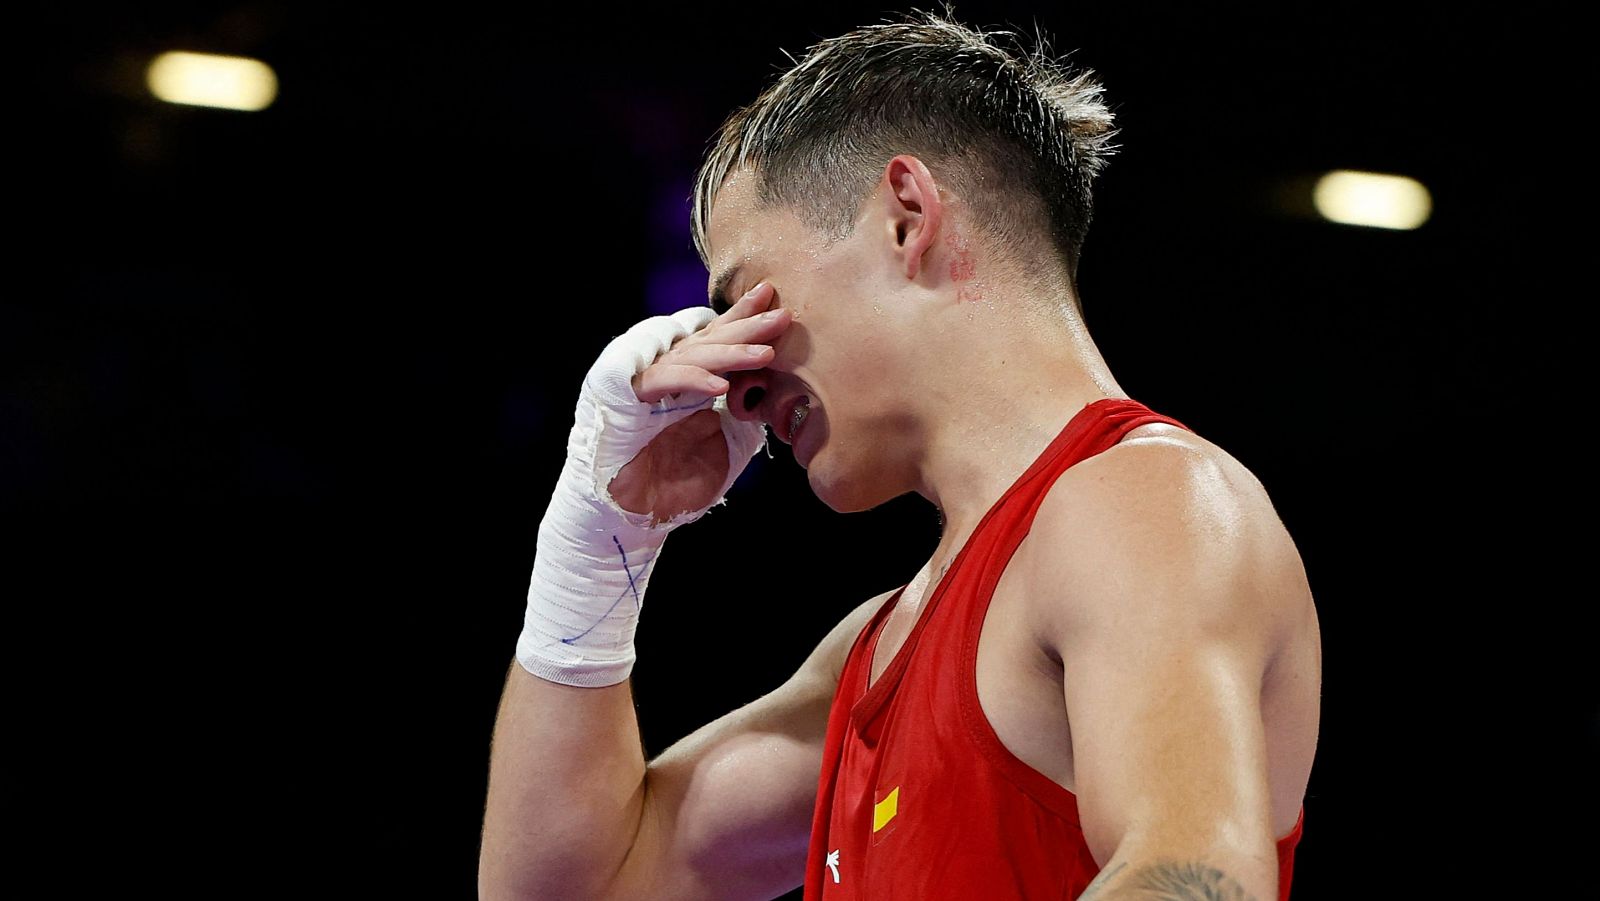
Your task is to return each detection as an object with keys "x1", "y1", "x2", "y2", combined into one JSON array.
[
  {"x1": 1039, "y1": 443, "x2": 1282, "y2": 869},
  {"x1": 603, "y1": 591, "x2": 889, "y2": 901},
  {"x1": 1061, "y1": 625, "x2": 1274, "y2": 867}
]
